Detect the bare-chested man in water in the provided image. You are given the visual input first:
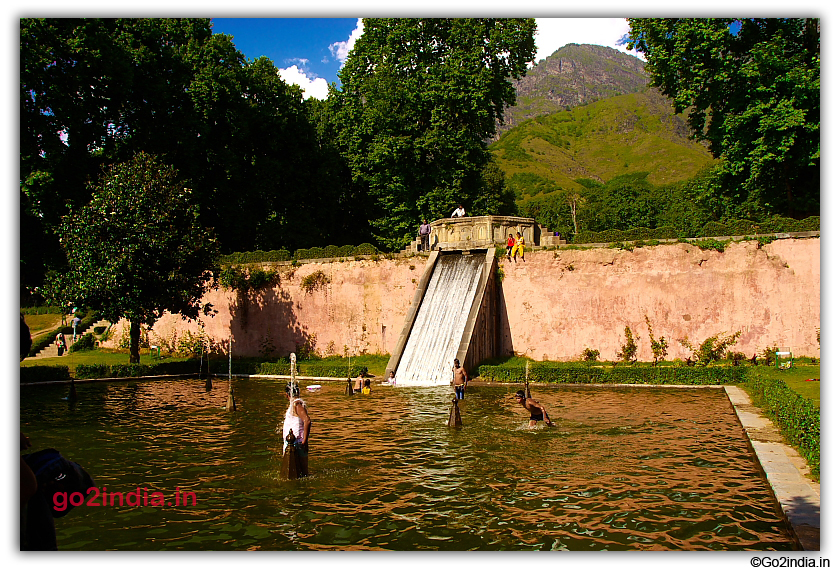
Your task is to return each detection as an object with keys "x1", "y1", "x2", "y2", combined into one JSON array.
[
  {"x1": 452, "y1": 358, "x2": 469, "y2": 399},
  {"x1": 514, "y1": 390, "x2": 555, "y2": 428}
]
